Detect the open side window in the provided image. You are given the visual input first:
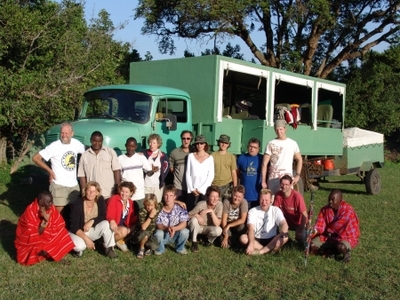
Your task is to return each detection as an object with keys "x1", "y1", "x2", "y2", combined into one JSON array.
[
  {"x1": 317, "y1": 89, "x2": 343, "y2": 128},
  {"x1": 274, "y1": 80, "x2": 312, "y2": 126},
  {"x1": 222, "y1": 70, "x2": 267, "y2": 120}
]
